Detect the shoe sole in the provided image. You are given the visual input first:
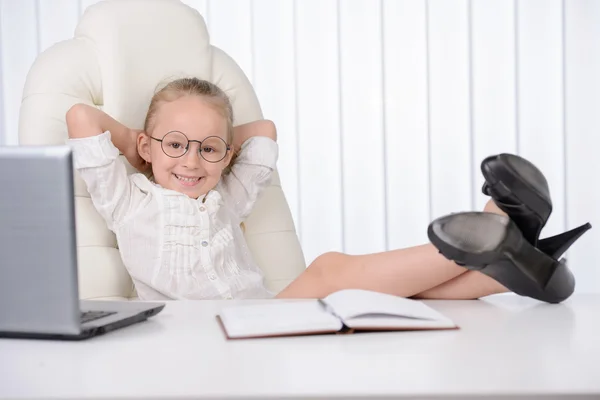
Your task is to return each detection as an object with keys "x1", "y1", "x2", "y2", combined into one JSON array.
[{"x1": 428, "y1": 212, "x2": 574, "y2": 303}]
